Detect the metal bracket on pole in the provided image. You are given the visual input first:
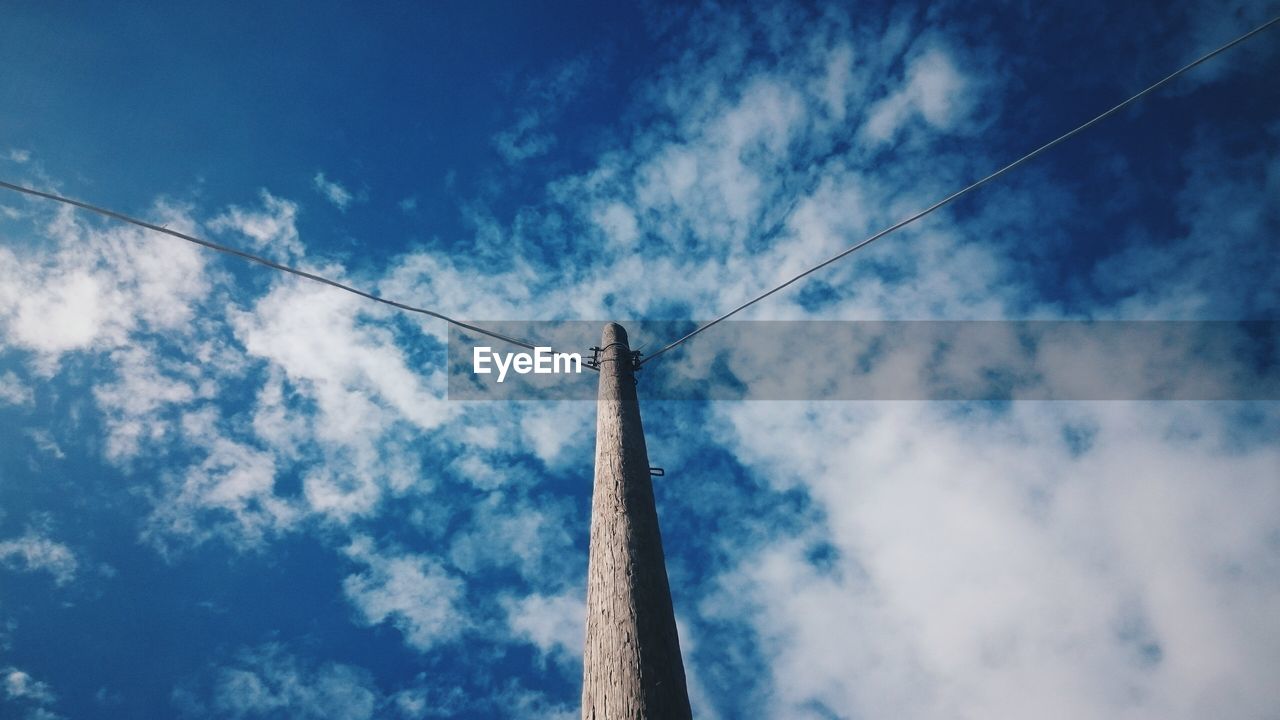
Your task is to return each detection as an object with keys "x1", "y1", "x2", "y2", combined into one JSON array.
[
  {"x1": 585, "y1": 346, "x2": 643, "y2": 380},
  {"x1": 649, "y1": 467, "x2": 665, "y2": 477}
]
